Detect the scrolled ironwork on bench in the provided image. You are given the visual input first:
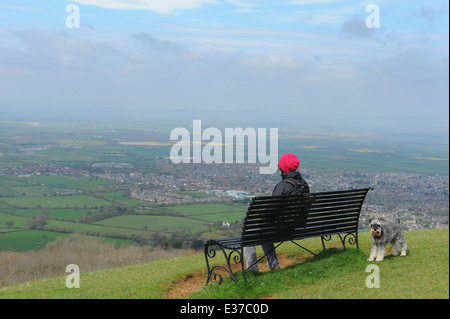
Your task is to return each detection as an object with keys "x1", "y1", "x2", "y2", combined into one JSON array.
[
  {"x1": 204, "y1": 243, "x2": 244, "y2": 284},
  {"x1": 204, "y1": 188, "x2": 373, "y2": 284}
]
